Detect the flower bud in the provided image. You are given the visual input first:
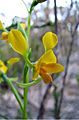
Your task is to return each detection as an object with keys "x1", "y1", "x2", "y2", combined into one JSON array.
[
  {"x1": 37, "y1": 0, "x2": 47, "y2": 3},
  {"x1": 2, "y1": 32, "x2": 8, "y2": 40},
  {"x1": 30, "y1": 0, "x2": 47, "y2": 13}
]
